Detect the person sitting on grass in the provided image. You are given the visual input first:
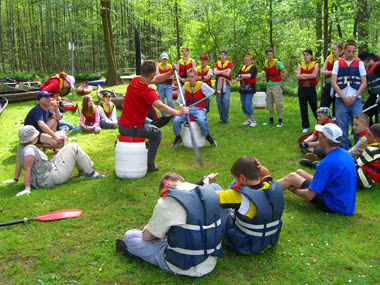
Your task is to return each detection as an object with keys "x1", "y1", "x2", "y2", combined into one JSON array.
[
  {"x1": 79, "y1": 95, "x2": 101, "y2": 133},
  {"x1": 172, "y1": 68, "x2": 217, "y2": 148},
  {"x1": 98, "y1": 91, "x2": 118, "y2": 129},
  {"x1": 356, "y1": 124, "x2": 380, "y2": 189},
  {"x1": 215, "y1": 156, "x2": 284, "y2": 255},
  {"x1": 298, "y1": 107, "x2": 335, "y2": 164},
  {"x1": 24, "y1": 91, "x2": 64, "y2": 149},
  {"x1": 278, "y1": 124, "x2": 357, "y2": 215},
  {"x1": 116, "y1": 172, "x2": 224, "y2": 277},
  {"x1": 349, "y1": 113, "x2": 369, "y2": 158},
  {"x1": 2, "y1": 125, "x2": 104, "y2": 196}
]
